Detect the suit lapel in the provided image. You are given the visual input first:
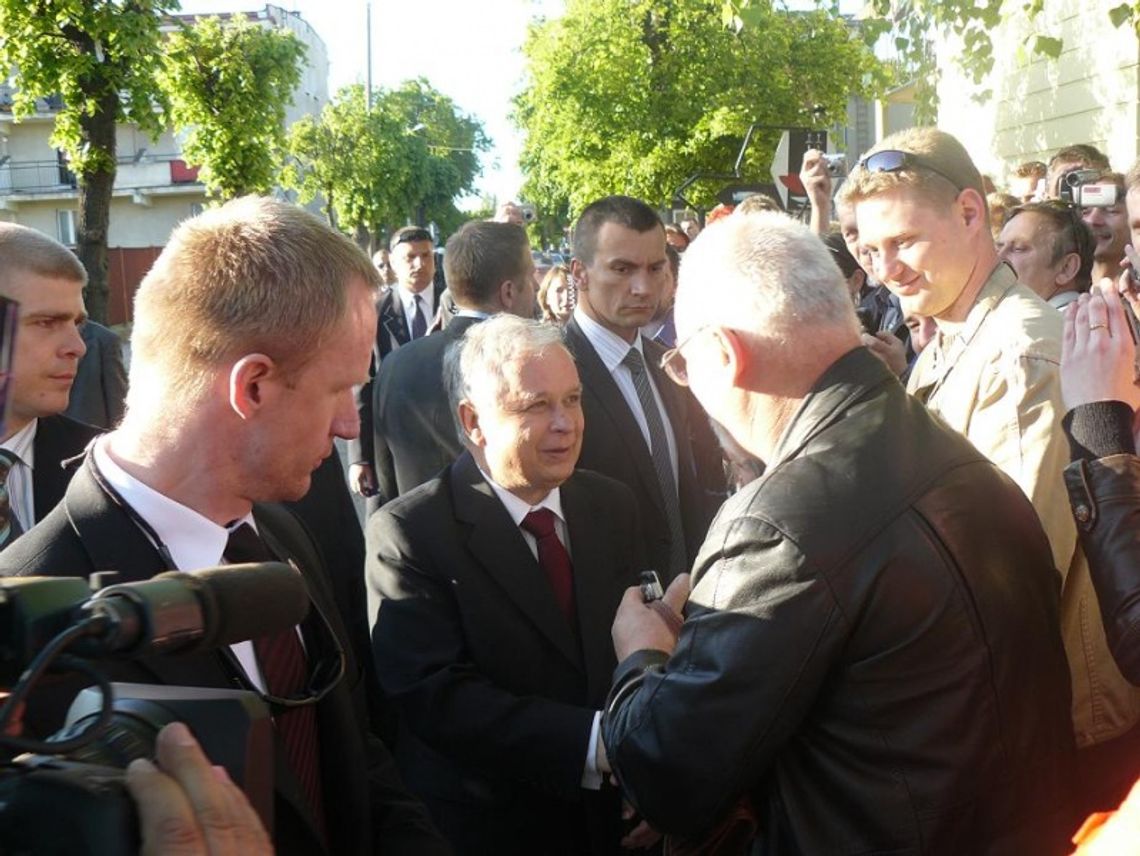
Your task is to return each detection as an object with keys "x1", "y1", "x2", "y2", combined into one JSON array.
[
  {"x1": 560, "y1": 474, "x2": 623, "y2": 703},
  {"x1": 450, "y1": 453, "x2": 582, "y2": 669},
  {"x1": 644, "y1": 338, "x2": 698, "y2": 488},
  {"x1": 379, "y1": 290, "x2": 411, "y2": 354},
  {"x1": 32, "y1": 416, "x2": 97, "y2": 523},
  {"x1": 566, "y1": 321, "x2": 665, "y2": 518}
]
